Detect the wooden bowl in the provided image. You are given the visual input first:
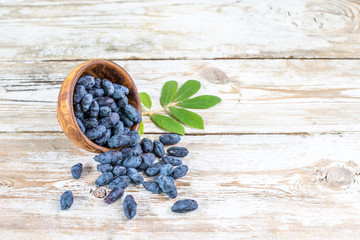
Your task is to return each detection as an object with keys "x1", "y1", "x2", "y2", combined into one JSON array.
[{"x1": 57, "y1": 59, "x2": 141, "y2": 153}]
